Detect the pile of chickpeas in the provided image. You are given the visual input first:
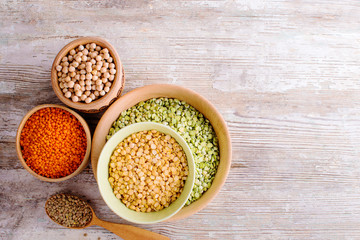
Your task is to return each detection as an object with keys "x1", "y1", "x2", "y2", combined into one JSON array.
[
  {"x1": 108, "y1": 130, "x2": 189, "y2": 213},
  {"x1": 55, "y1": 43, "x2": 116, "y2": 103}
]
